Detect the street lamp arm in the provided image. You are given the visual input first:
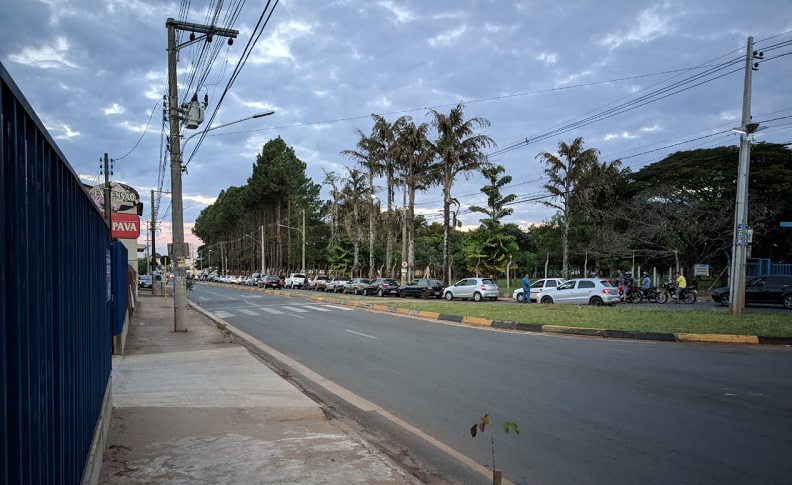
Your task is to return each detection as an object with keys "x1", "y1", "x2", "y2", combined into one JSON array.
[
  {"x1": 277, "y1": 223, "x2": 303, "y2": 235},
  {"x1": 182, "y1": 110, "x2": 275, "y2": 149}
]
